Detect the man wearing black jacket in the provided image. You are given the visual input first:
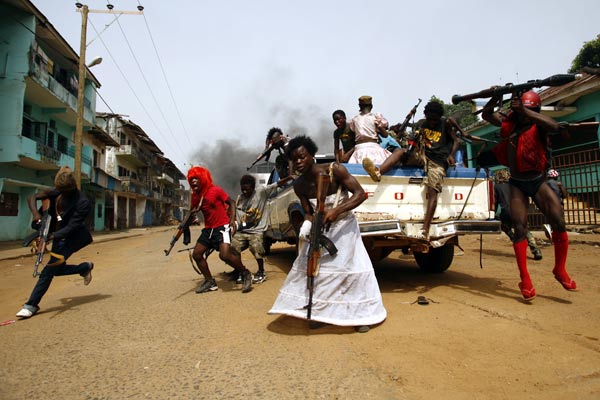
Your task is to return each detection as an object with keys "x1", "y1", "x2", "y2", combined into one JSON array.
[{"x1": 16, "y1": 166, "x2": 94, "y2": 319}]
